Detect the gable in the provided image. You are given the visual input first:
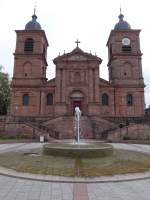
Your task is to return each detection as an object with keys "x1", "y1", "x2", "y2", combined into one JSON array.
[
  {"x1": 53, "y1": 47, "x2": 102, "y2": 64},
  {"x1": 67, "y1": 54, "x2": 88, "y2": 61}
]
